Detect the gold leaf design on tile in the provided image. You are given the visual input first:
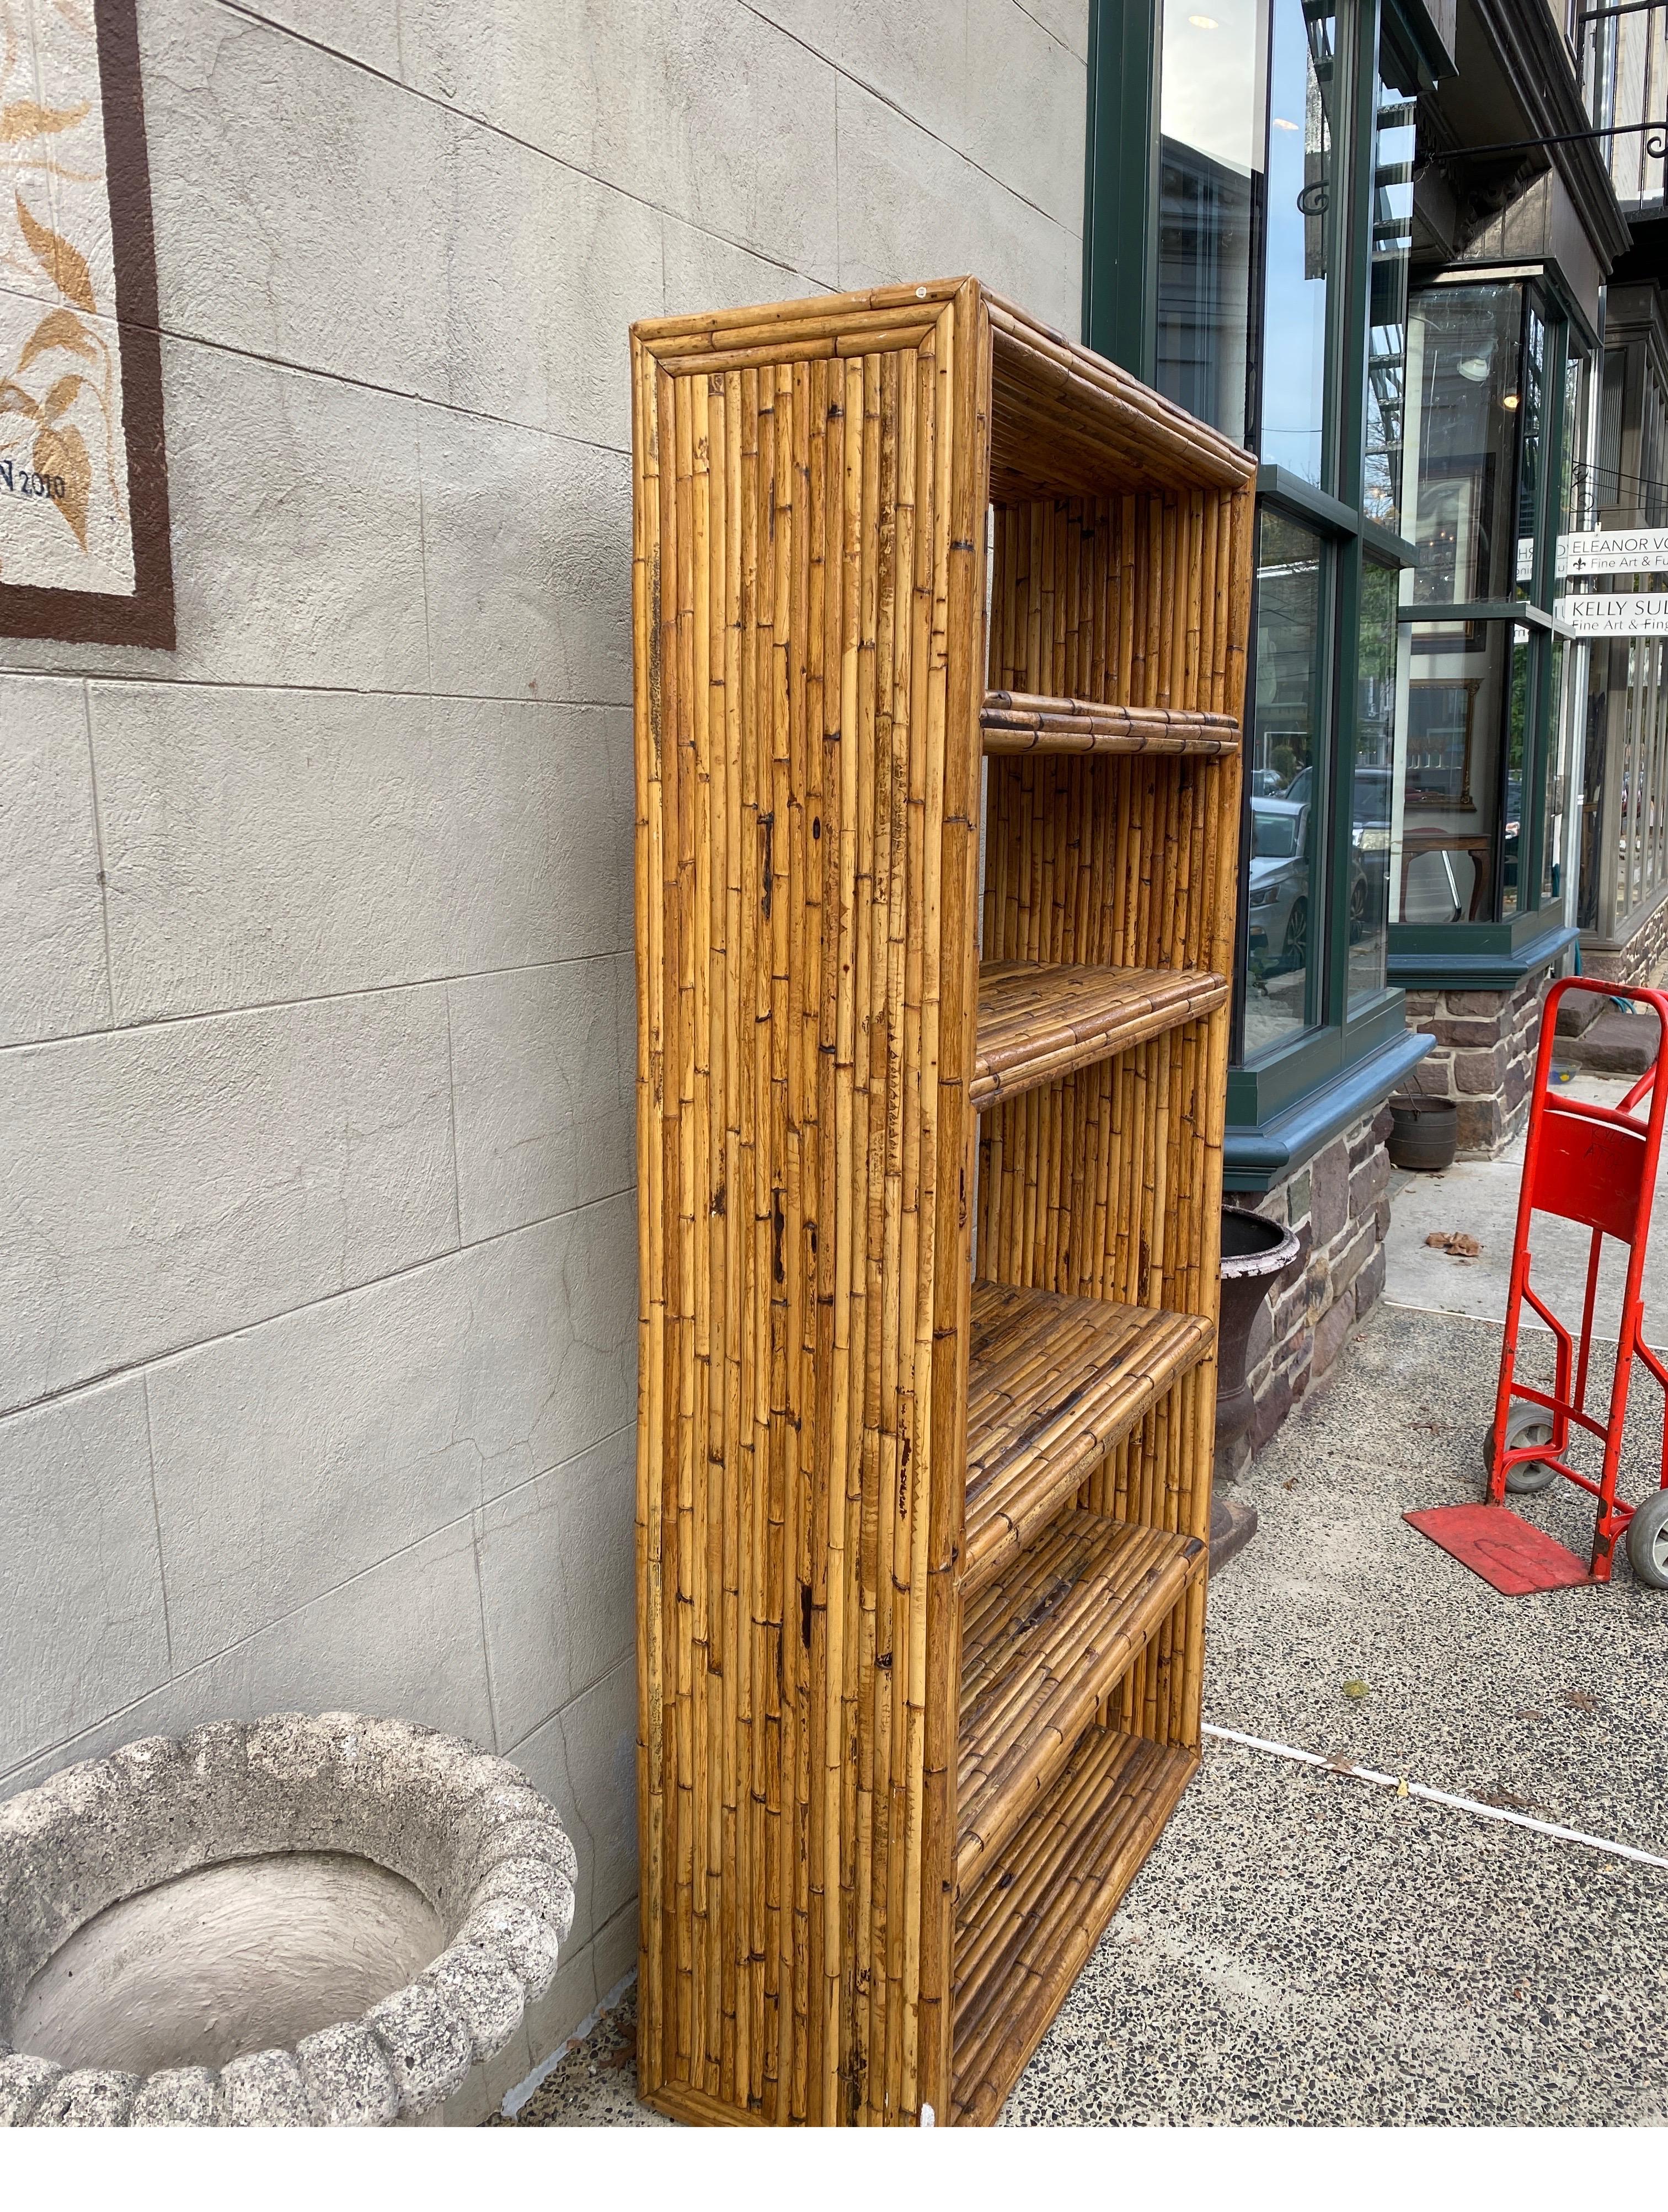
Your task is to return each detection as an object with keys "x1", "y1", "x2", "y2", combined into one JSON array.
[
  {"x1": 33, "y1": 420, "x2": 90, "y2": 547},
  {"x1": 17, "y1": 307, "x2": 97, "y2": 372},
  {"x1": 0, "y1": 0, "x2": 133, "y2": 582},
  {"x1": 0, "y1": 99, "x2": 90, "y2": 141},
  {"x1": 42, "y1": 370, "x2": 85, "y2": 419},
  {"x1": 14, "y1": 193, "x2": 95, "y2": 311}
]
